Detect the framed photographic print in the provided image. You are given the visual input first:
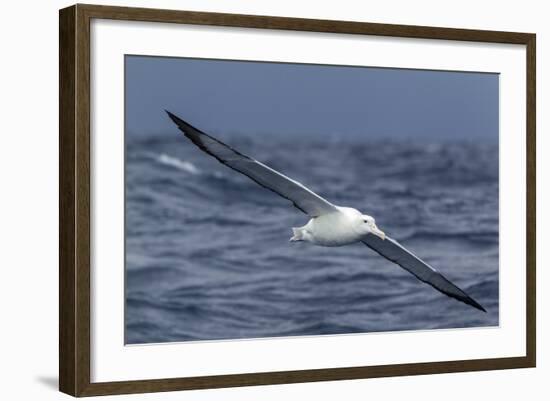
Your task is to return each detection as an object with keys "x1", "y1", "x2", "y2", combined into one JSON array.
[{"x1": 59, "y1": 4, "x2": 536, "y2": 397}]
